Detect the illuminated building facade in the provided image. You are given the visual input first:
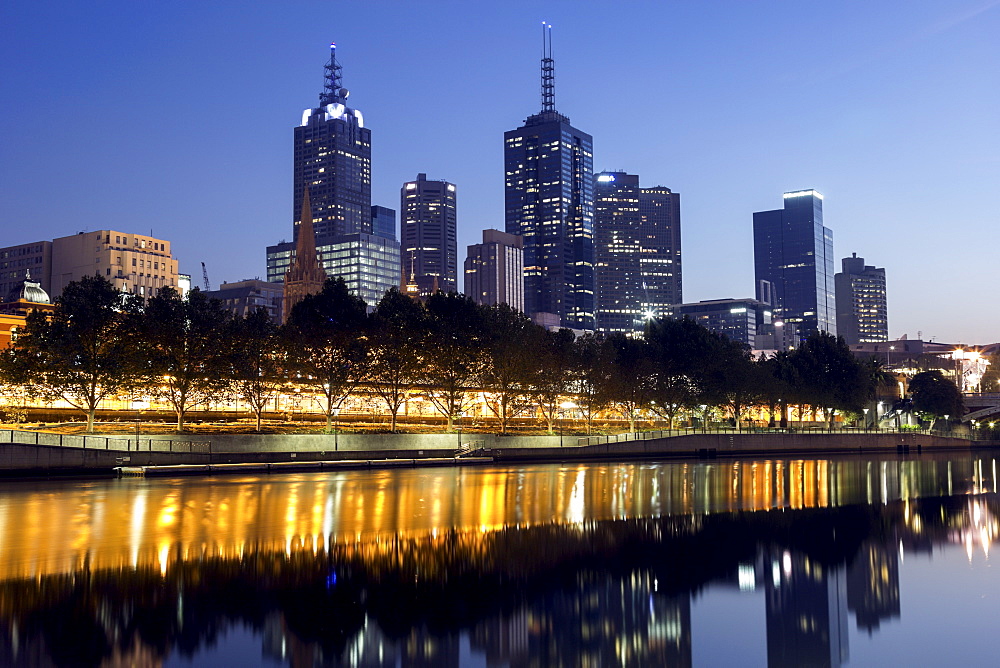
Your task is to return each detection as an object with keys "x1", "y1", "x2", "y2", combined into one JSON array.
[
  {"x1": 50, "y1": 230, "x2": 179, "y2": 299},
  {"x1": 835, "y1": 253, "x2": 888, "y2": 344},
  {"x1": 401, "y1": 173, "x2": 458, "y2": 294},
  {"x1": 464, "y1": 229, "x2": 524, "y2": 310},
  {"x1": 594, "y1": 171, "x2": 681, "y2": 333},
  {"x1": 503, "y1": 25, "x2": 594, "y2": 329},
  {"x1": 753, "y1": 190, "x2": 836, "y2": 338}
]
